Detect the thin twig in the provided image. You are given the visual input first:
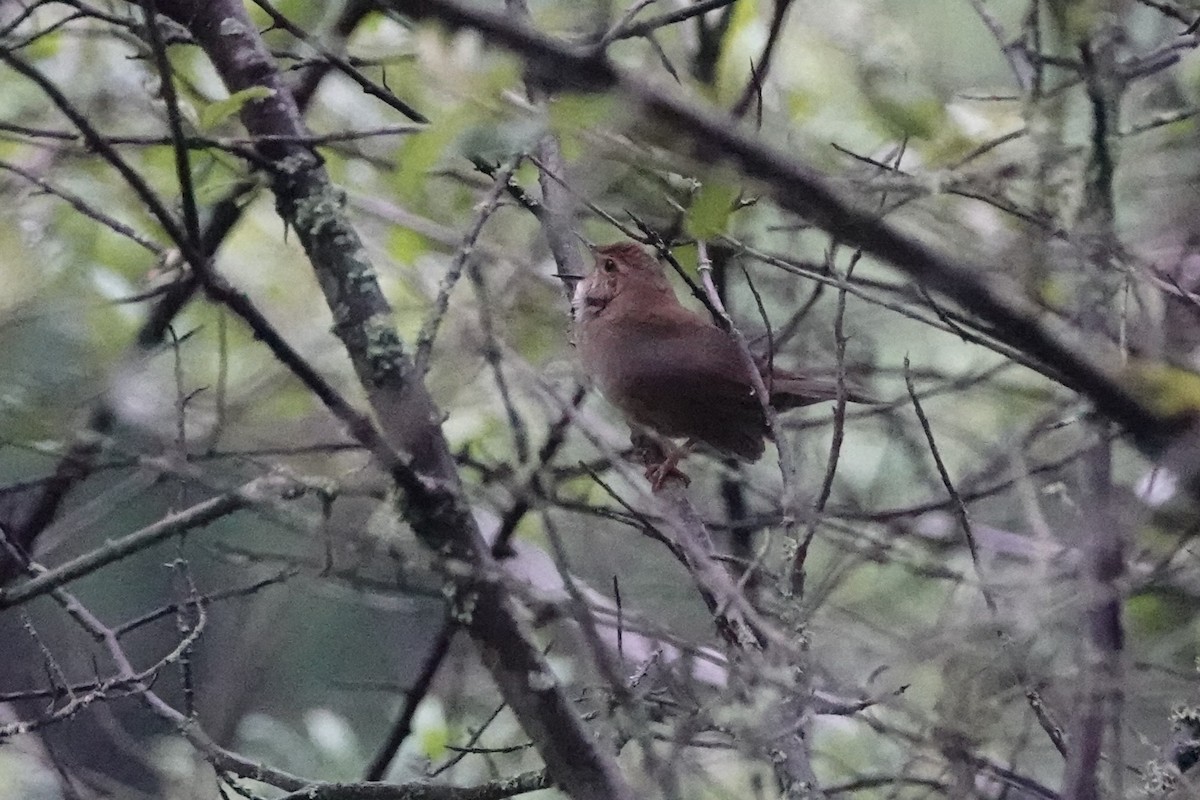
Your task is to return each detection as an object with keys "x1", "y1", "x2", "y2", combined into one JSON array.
[
  {"x1": 0, "y1": 159, "x2": 165, "y2": 254},
  {"x1": 142, "y1": 0, "x2": 202, "y2": 248},
  {"x1": 696, "y1": 241, "x2": 800, "y2": 557},
  {"x1": 362, "y1": 625, "x2": 456, "y2": 781},
  {"x1": 415, "y1": 156, "x2": 520, "y2": 374},
  {"x1": 469, "y1": 262, "x2": 530, "y2": 463},
  {"x1": 731, "y1": 0, "x2": 793, "y2": 119},
  {"x1": 904, "y1": 358, "x2": 1068, "y2": 758},
  {"x1": 610, "y1": 0, "x2": 735, "y2": 40},
  {"x1": 792, "y1": 249, "x2": 856, "y2": 597},
  {"x1": 0, "y1": 475, "x2": 303, "y2": 610}
]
